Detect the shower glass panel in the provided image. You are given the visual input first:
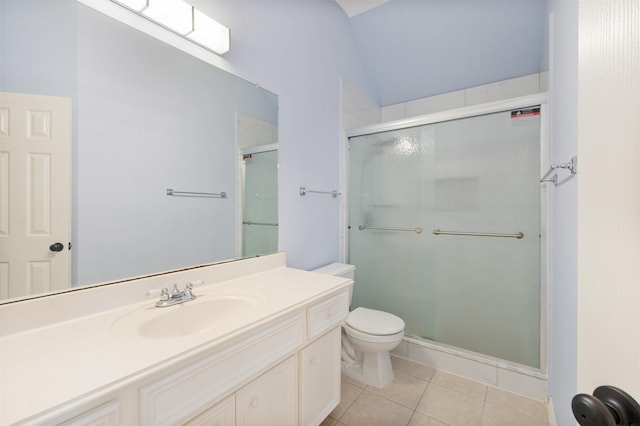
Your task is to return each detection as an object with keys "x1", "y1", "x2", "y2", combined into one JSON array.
[
  {"x1": 348, "y1": 108, "x2": 541, "y2": 368},
  {"x1": 242, "y1": 150, "x2": 278, "y2": 257}
]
